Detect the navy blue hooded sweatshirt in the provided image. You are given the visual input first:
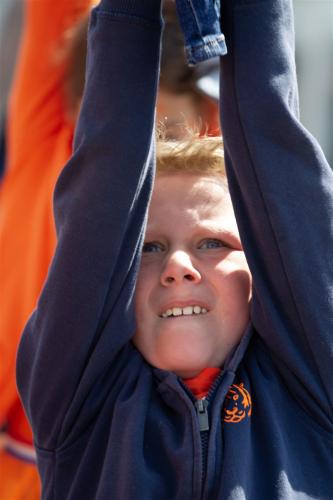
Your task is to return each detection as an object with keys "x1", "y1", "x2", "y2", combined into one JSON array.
[{"x1": 17, "y1": 0, "x2": 333, "y2": 498}]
